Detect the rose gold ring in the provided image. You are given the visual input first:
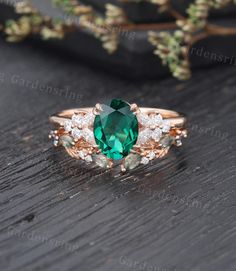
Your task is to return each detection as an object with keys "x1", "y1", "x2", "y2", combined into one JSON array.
[{"x1": 49, "y1": 99, "x2": 187, "y2": 172}]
